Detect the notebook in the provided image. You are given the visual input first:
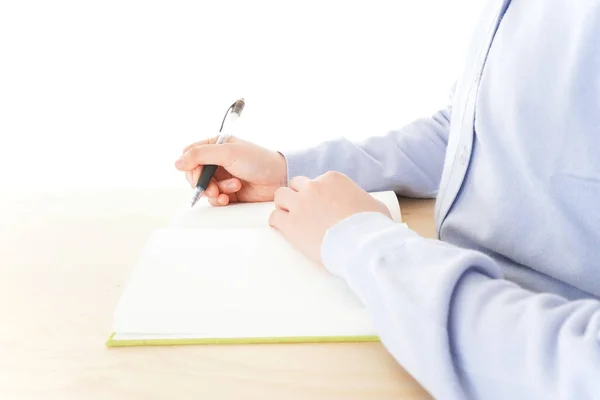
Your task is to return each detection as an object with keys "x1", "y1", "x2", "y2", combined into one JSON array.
[{"x1": 107, "y1": 191, "x2": 402, "y2": 347}]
